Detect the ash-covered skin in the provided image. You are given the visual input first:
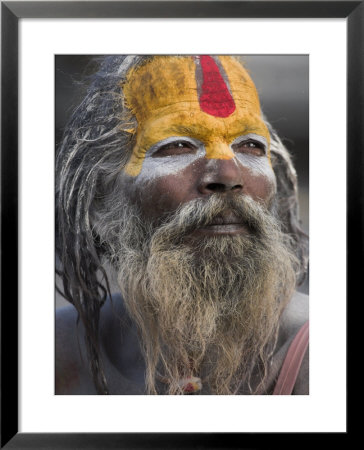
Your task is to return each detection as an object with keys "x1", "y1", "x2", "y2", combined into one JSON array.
[
  {"x1": 232, "y1": 133, "x2": 275, "y2": 180},
  {"x1": 133, "y1": 133, "x2": 275, "y2": 184},
  {"x1": 134, "y1": 136, "x2": 206, "y2": 183}
]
